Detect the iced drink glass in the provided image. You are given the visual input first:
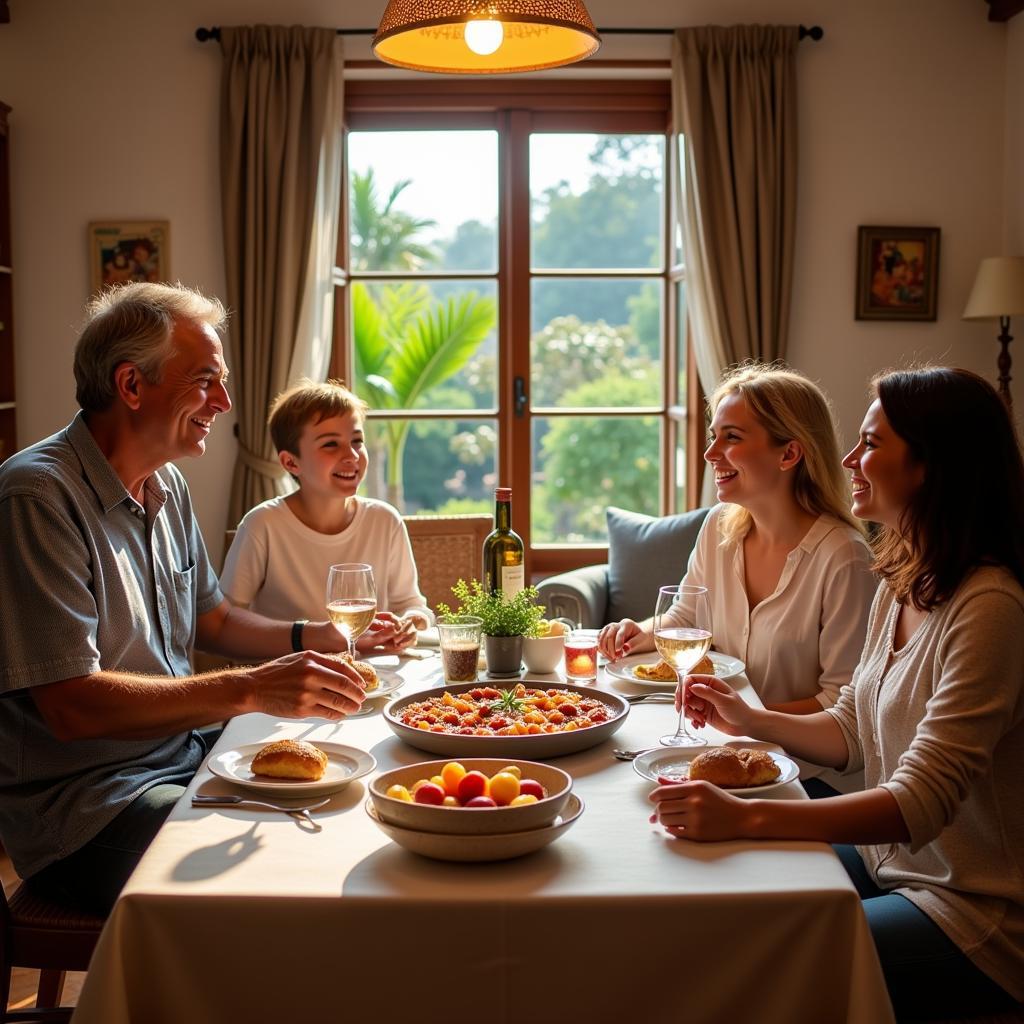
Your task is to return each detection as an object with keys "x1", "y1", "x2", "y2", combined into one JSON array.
[{"x1": 438, "y1": 616, "x2": 483, "y2": 683}]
